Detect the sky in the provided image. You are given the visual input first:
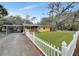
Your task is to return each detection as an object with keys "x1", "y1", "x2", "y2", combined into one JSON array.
[
  {"x1": 0, "y1": 2, "x2": 49, "y2": 23},
  {"x1": 0, "y1": 2, "x2": 79, "y2": 23}
]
